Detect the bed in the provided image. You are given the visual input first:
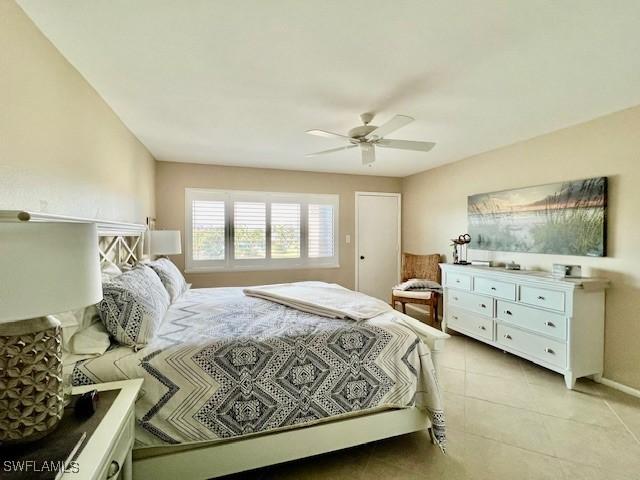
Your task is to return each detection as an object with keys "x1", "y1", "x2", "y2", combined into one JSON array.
[{"x1": 5, "y1": 211, "x2": 449, "y2": 480}]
